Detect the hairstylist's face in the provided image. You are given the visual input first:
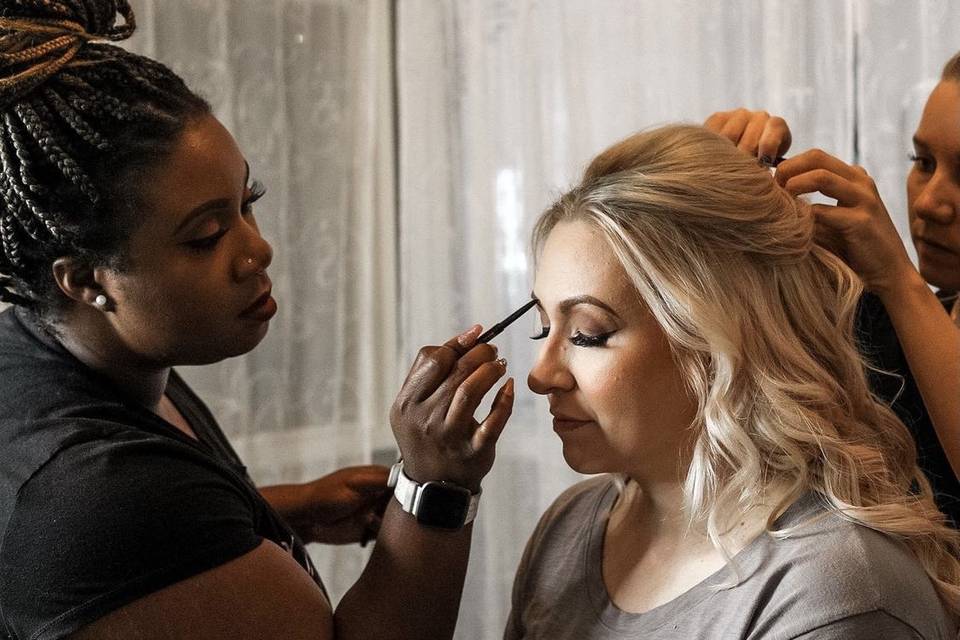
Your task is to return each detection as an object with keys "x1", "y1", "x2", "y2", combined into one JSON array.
[
  {"x1": 908, "y1": 80, "x2": 960, "y2": 292},
  {"x1": 527, "y1": 220, "x2": 697, "y2": 480},
  {"x1": 99, "y1": 113, "x2": 275, "y2": 366}
]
